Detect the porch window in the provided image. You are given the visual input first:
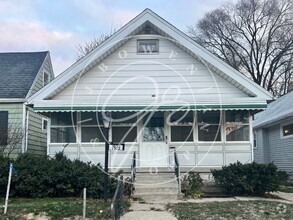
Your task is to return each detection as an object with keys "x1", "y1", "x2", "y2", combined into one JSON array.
[
  {"x1": 112, "y1": 112, "x2": 137, "y2": 143},
  {"x1": 80, "y1": 112, "x2": 104, "y2": 143},
  {"x1": 198, "y1": 111, "x2": 221, "y2": 141},
  {"x1": 50, "y1": 112, "x2": 76, "y2": 143},
  {"x1": 169, "y1": 111, "x2": 193, "y2": 142},
  {"x1": 225, "y1": 110, "x2": 249, "y2": 141}
]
